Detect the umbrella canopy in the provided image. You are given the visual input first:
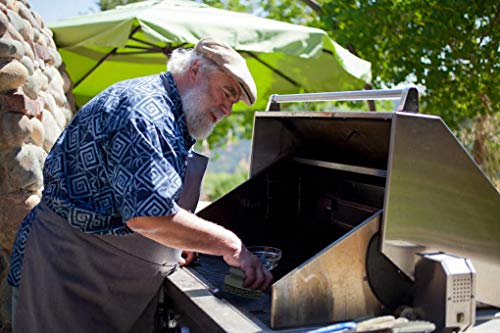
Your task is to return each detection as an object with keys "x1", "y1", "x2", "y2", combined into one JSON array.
[{"x1": 50, "y1": 0, "x2": 371, "y2": 110}]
